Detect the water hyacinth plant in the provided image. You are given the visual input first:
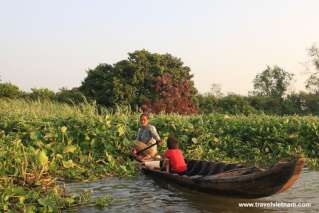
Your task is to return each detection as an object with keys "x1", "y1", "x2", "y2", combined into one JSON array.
[{"x1": 0, "y1": 98, "x2": 318, "y2": 211}]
